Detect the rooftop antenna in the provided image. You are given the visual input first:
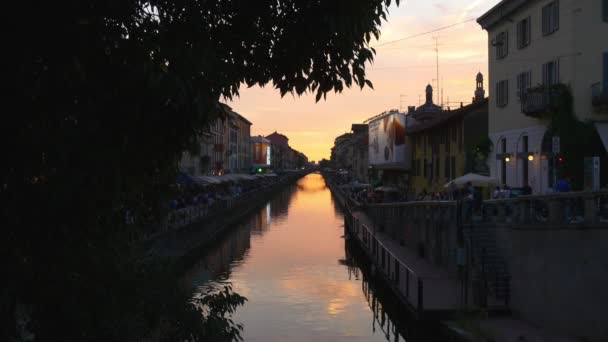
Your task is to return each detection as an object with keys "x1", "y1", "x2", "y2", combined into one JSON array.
[
  {"x1": 441, "y1": 76, "x2": 444, "y2": 109},
  {"x1": 432, "y1": 36, "x2": 440, "y2": 105}
]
